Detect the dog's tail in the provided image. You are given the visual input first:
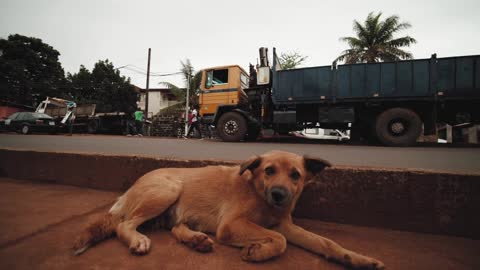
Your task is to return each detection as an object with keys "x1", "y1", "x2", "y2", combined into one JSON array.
[{"x1": 72, "y1": 212, "x2": 121, "y2": 256}]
